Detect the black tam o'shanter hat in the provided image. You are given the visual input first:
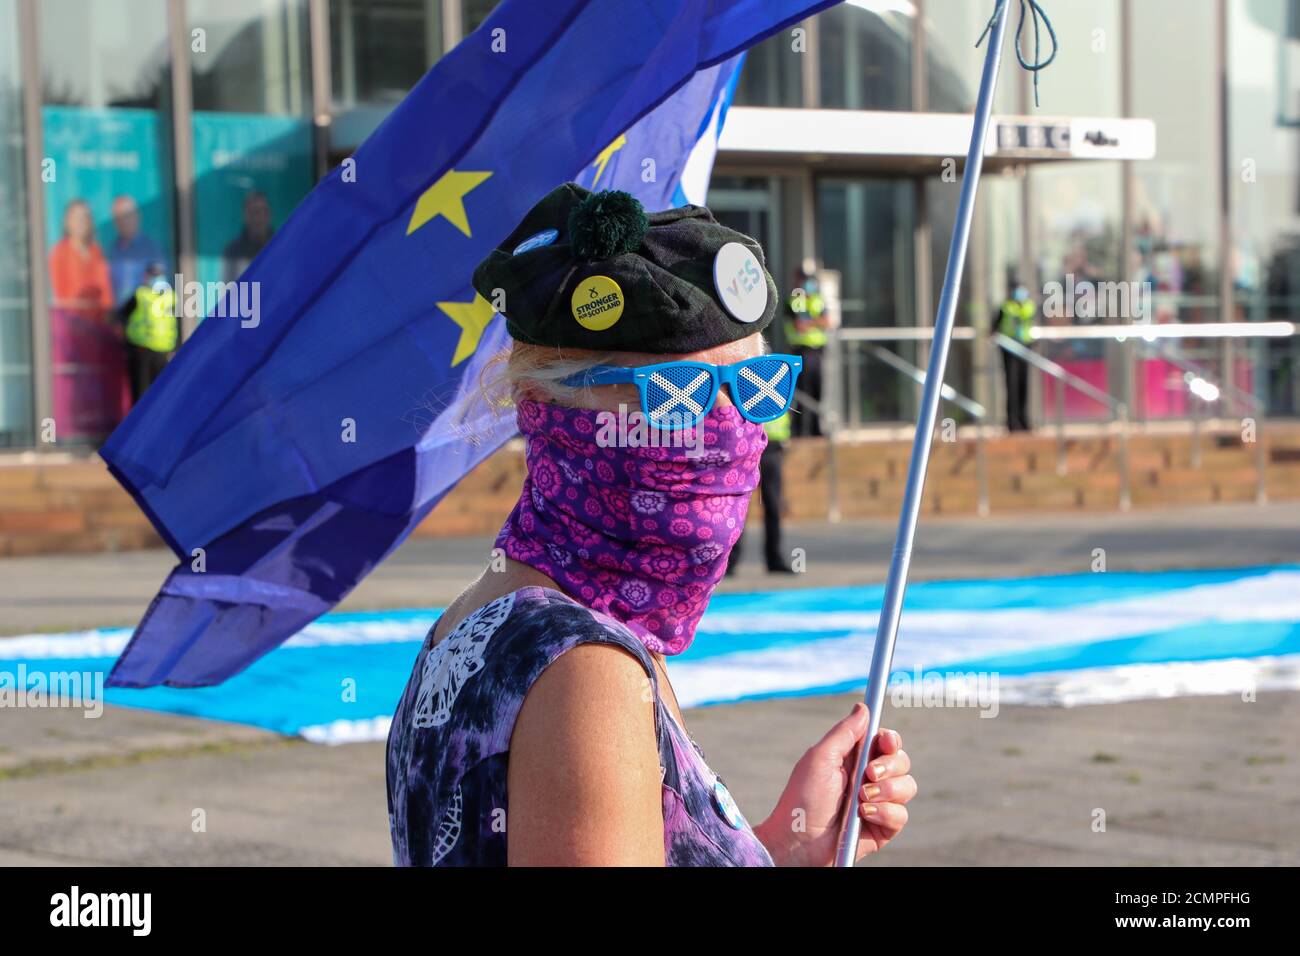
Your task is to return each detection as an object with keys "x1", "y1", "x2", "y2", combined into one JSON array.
[{"x1": 472, "y1": 182, "x2": 778, "y2": 353}]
